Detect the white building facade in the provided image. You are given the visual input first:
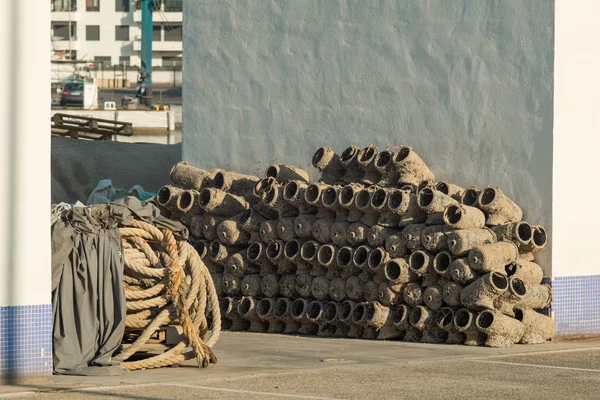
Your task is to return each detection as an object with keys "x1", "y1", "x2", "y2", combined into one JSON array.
[{"x1": 51, "y1": 0, "x2": 182, "y2": 69}]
